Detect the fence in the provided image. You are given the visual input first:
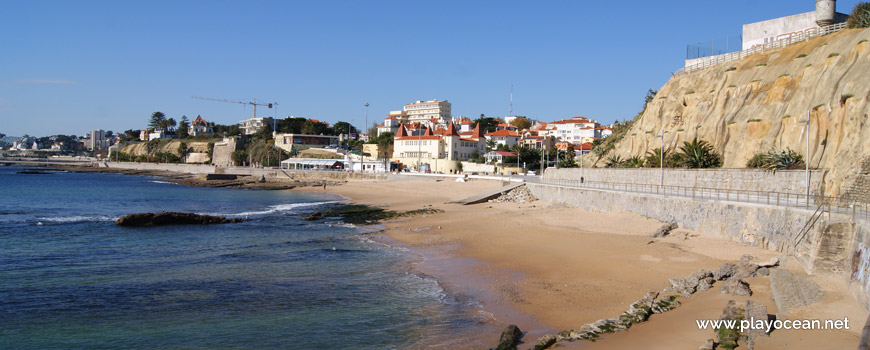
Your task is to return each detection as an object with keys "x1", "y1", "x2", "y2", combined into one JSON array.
[
  {"x1": 676, "y1": 22, "x2": 847, "y2": 75},
  {"x1": 539, "y1": 178, "x2": 870, "y2": 221}
]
